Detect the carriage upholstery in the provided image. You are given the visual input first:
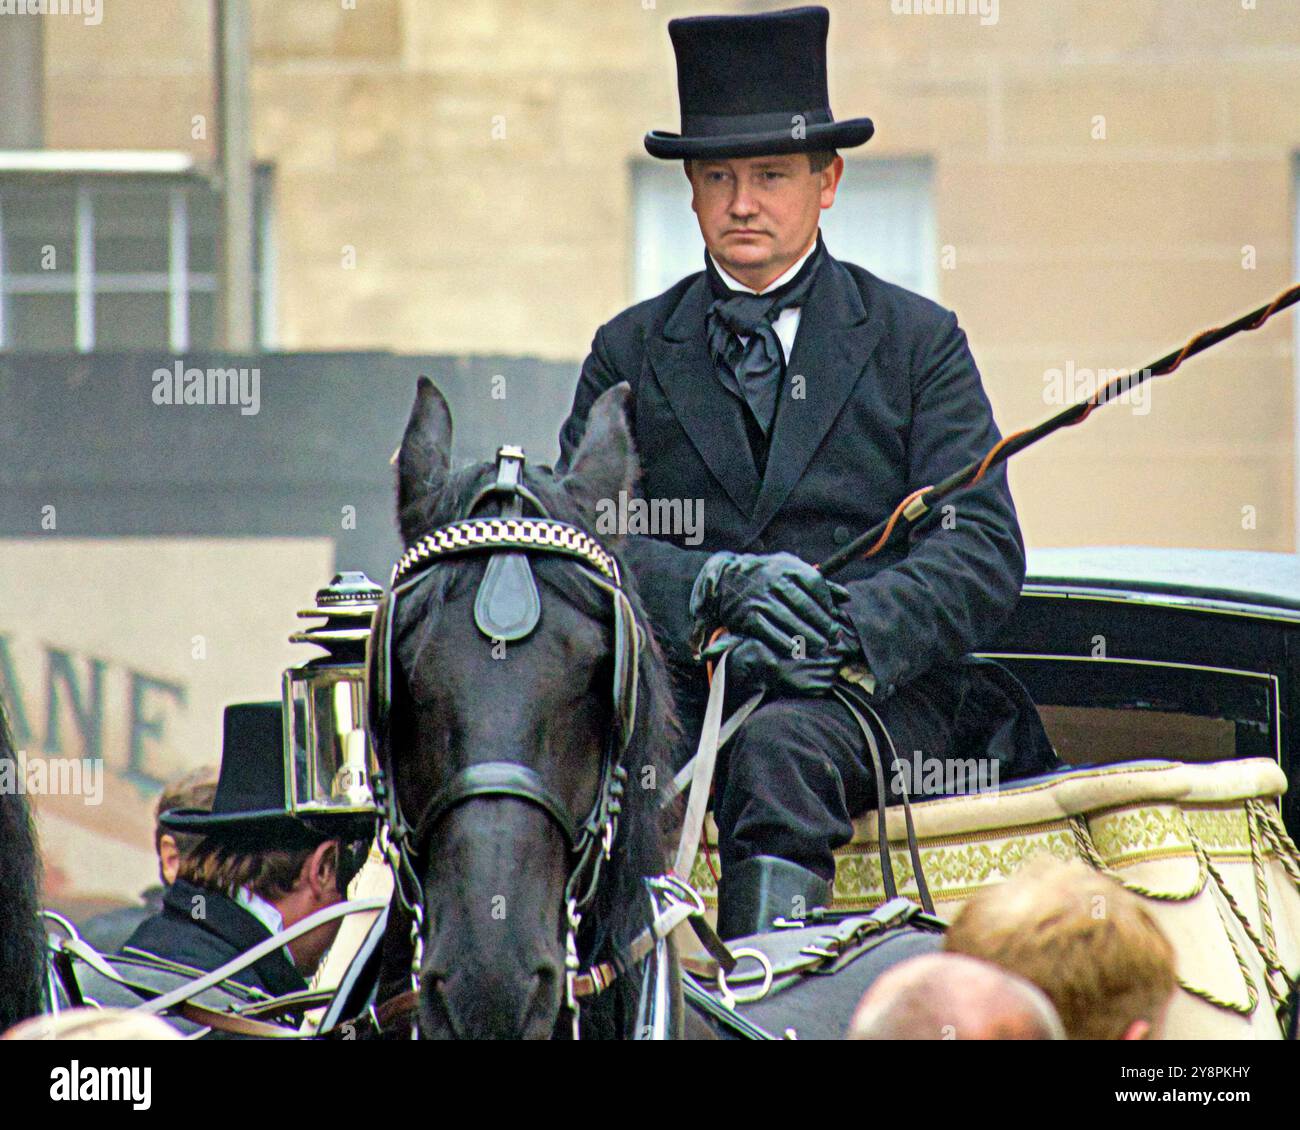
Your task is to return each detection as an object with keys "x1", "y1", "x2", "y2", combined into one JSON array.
[{"x1": 689, "y1": 757, "x2": 1300, "y2": 1039}]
